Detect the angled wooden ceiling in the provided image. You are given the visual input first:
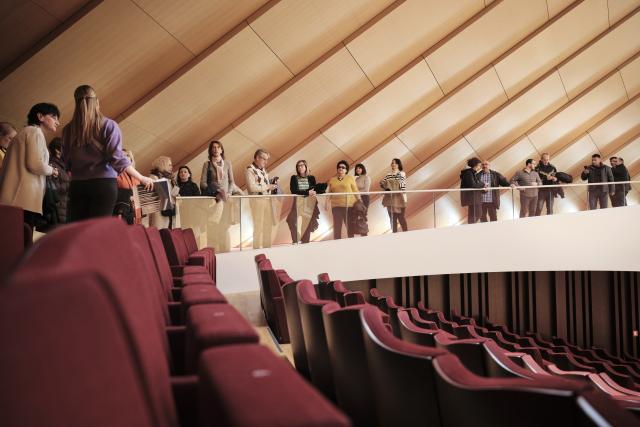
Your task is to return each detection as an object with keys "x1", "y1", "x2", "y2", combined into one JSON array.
[{"x1": 1, "y1": 0, "x2": 639, "y2": 239}]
